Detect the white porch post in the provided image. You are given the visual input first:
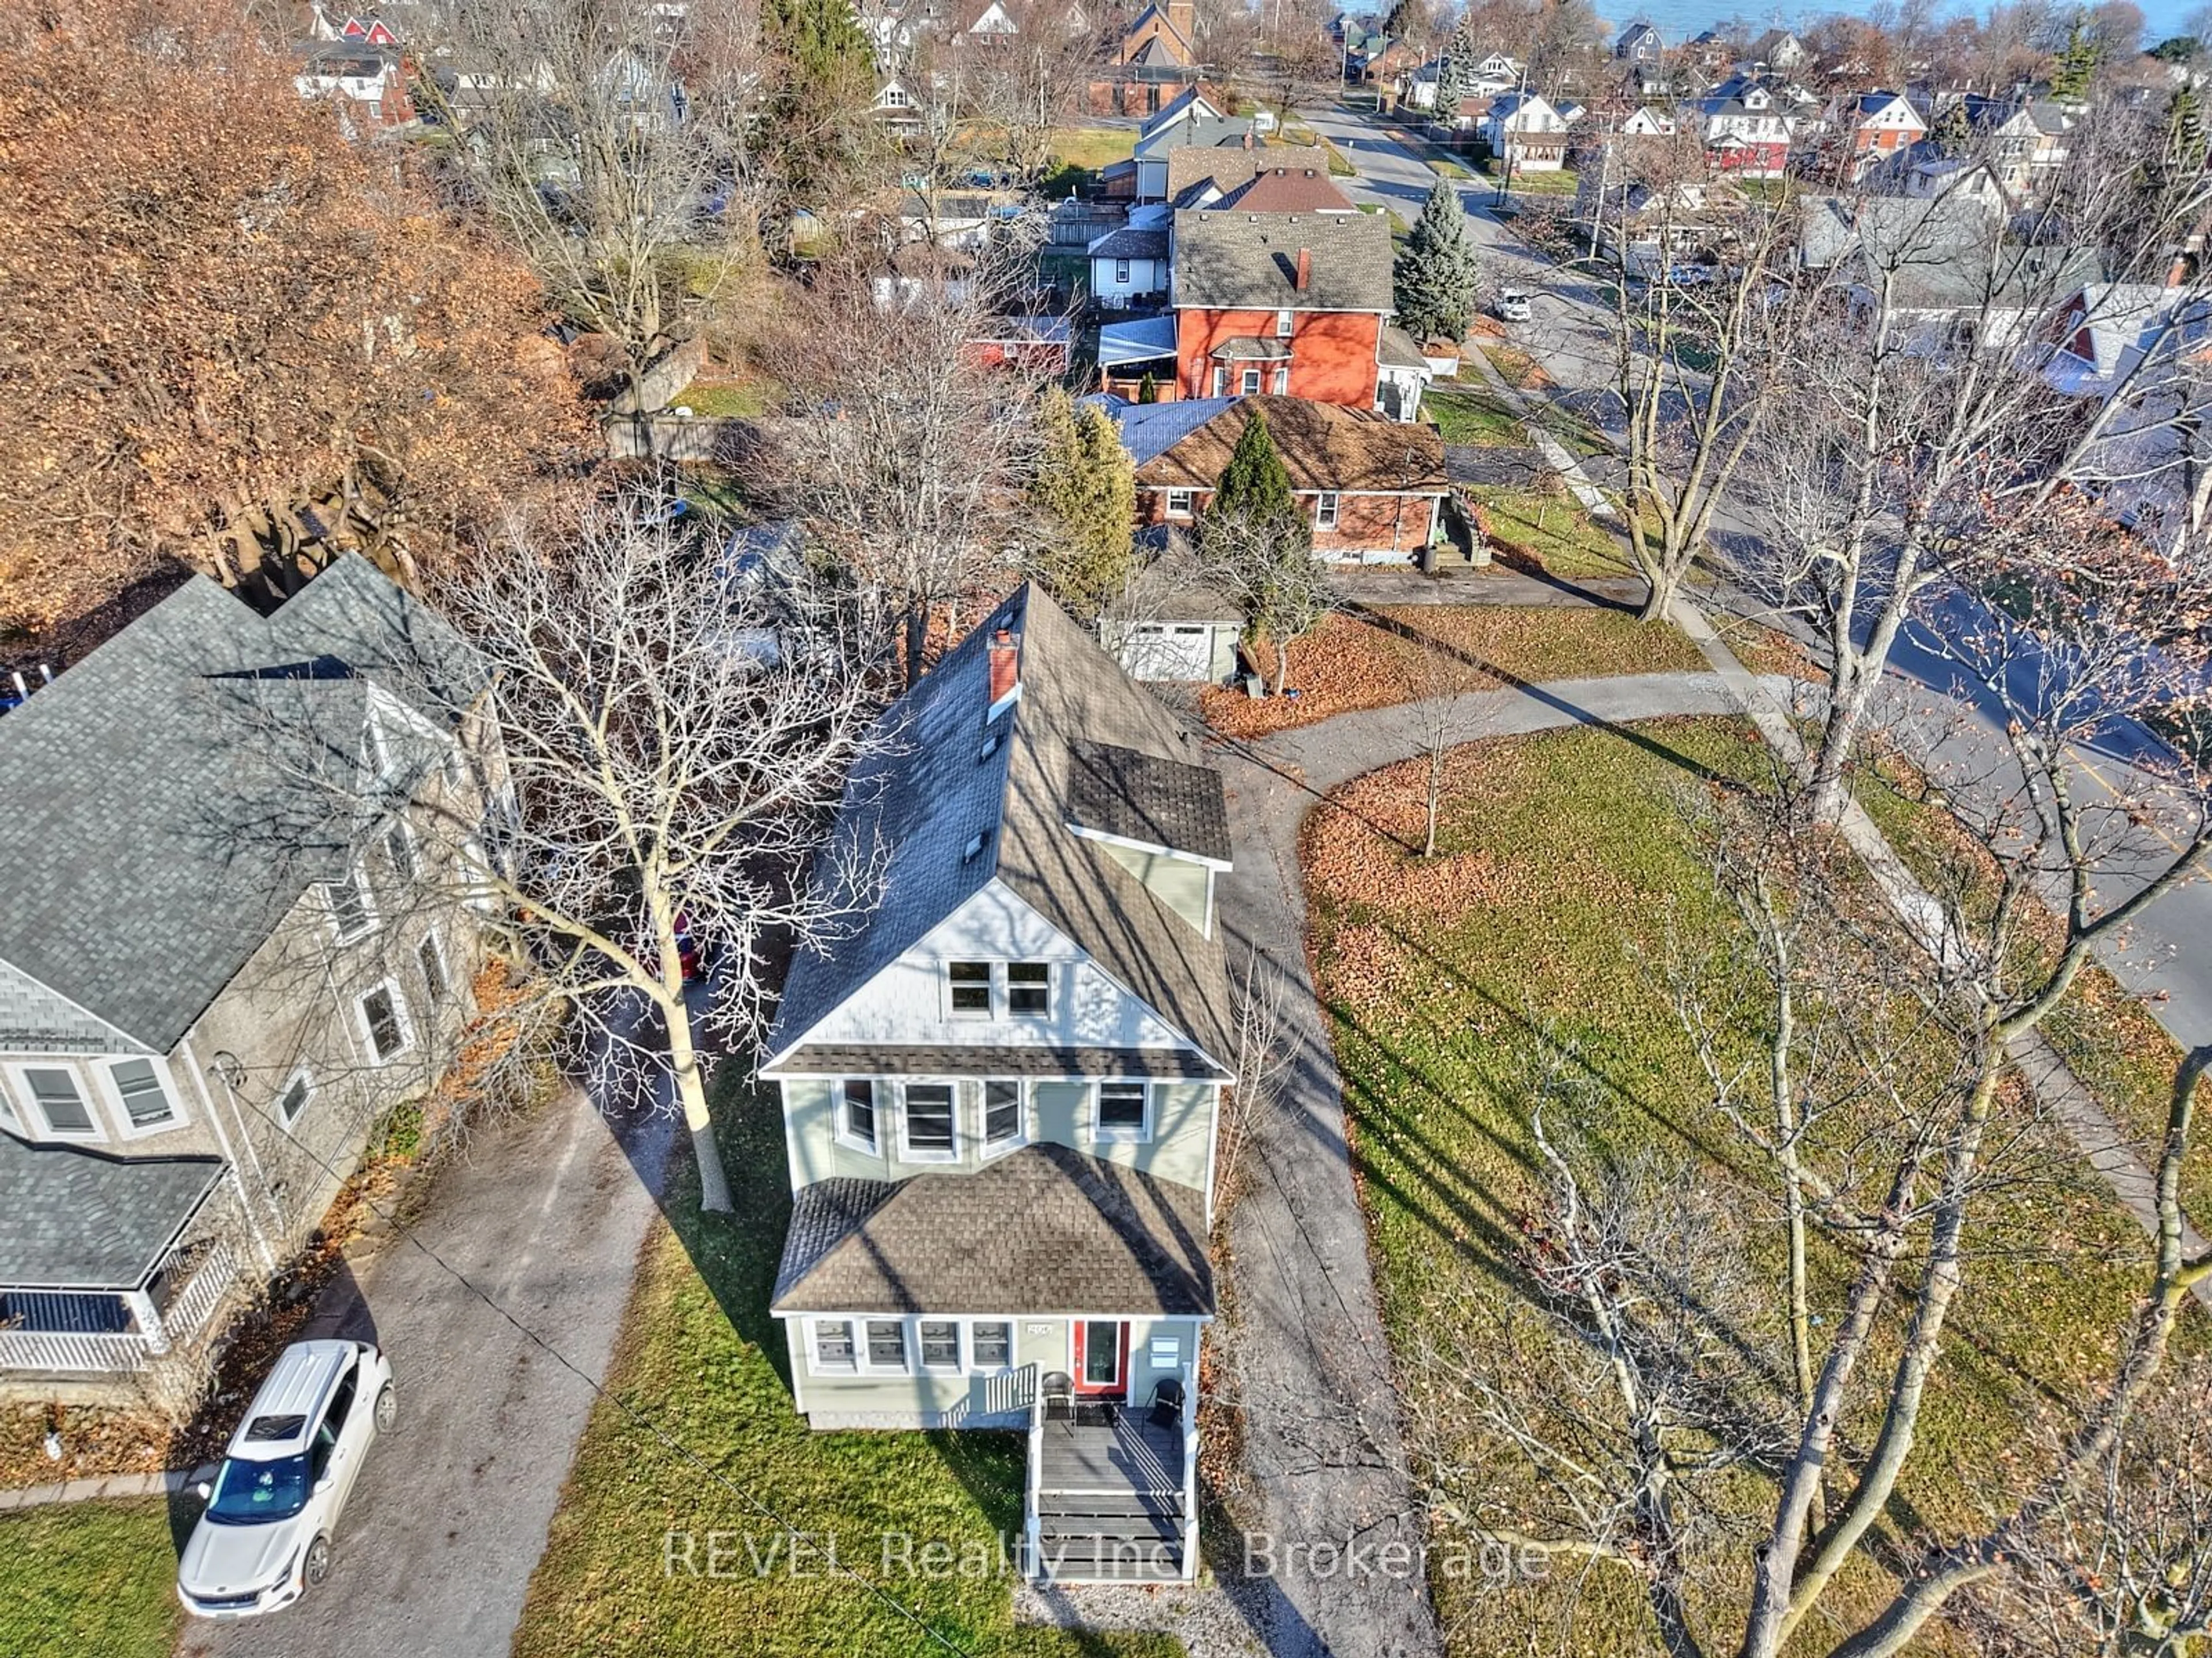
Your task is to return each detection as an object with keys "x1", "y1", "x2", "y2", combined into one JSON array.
[{"x1": 126, "y1": 1289, "x2": 169, "y2": 1356}]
